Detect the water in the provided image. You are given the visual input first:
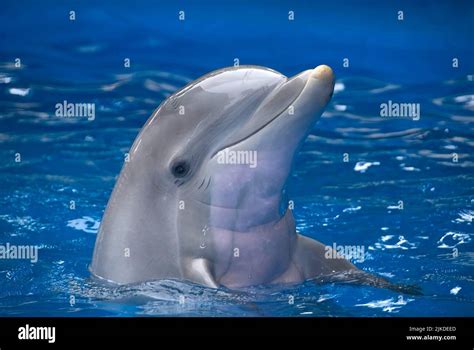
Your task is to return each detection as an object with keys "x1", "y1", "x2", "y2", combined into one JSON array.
[{"x1": 0, "y1": 0, "x2": 473, "y2": 316}]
